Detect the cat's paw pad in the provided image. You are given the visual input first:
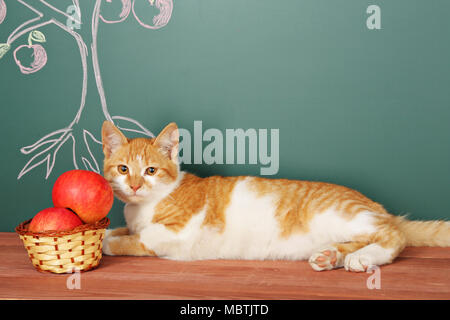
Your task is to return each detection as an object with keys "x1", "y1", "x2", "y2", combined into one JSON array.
[
  {"x1": 309, "y1": 247, "x2": 342, "y2": 271},
  {"x1": 344, "y1": 253, "x2": 373, "y2": 272}
]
